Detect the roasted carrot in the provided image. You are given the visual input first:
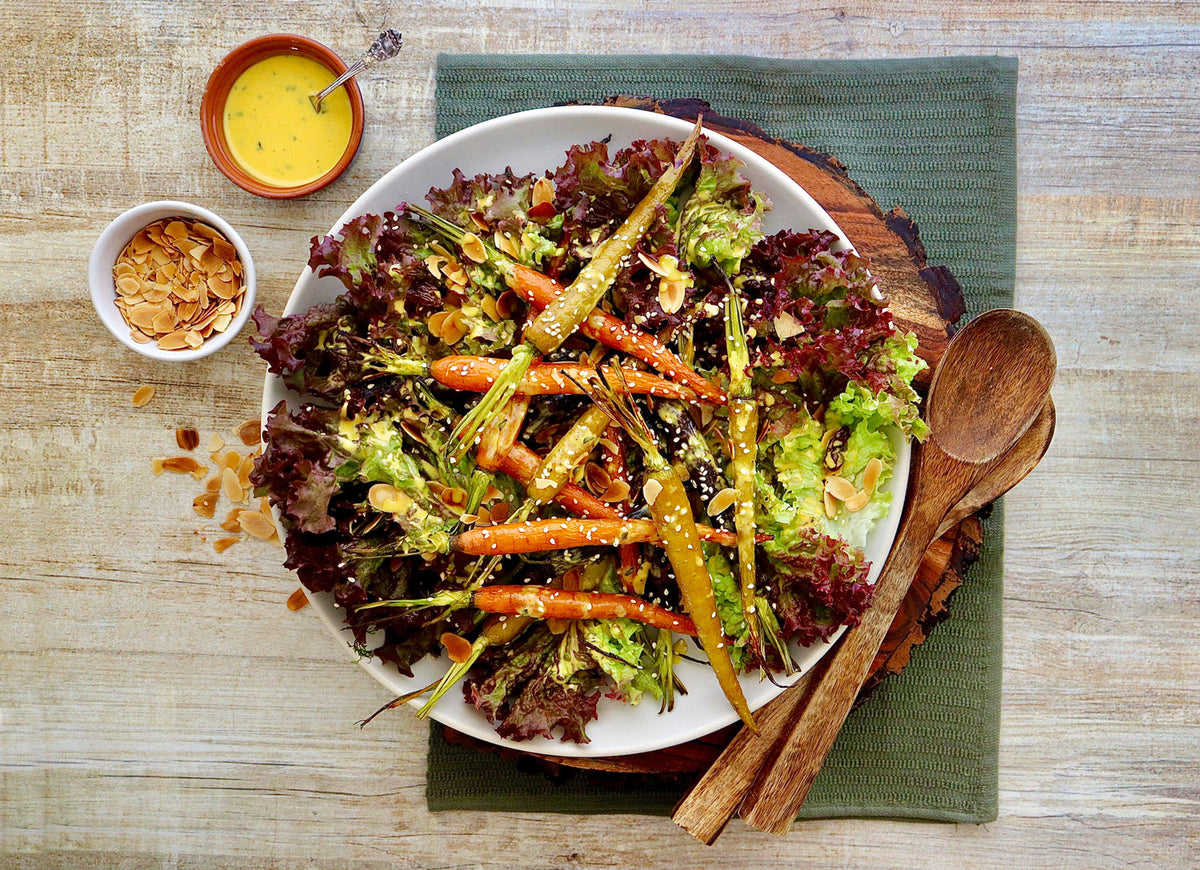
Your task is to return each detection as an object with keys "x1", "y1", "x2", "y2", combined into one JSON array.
[
  {"x1": 574, "y1": 367, "x2": 757, "y2": 731},
  {"x1": 725, "y1": 291, "x2": 763, "y2": 661},
  {"x1": 429, "y1": 356, "x2": 696, "y2": 400},
  {"x1": 505, "y1": 266, "x2": 726, "y2": 405},
  {"x1": 454, "y1": 517, "x2": 753, "y2": 555},
  {"x1": 485, "y1": 441, "x2": 620, "y2": 520},
  {"x1": 362, "y1": 587, "x2": 696, "y2": 636},
  {"x1": 528, "y1": 405, "x2": 612, "y2": 503}
]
